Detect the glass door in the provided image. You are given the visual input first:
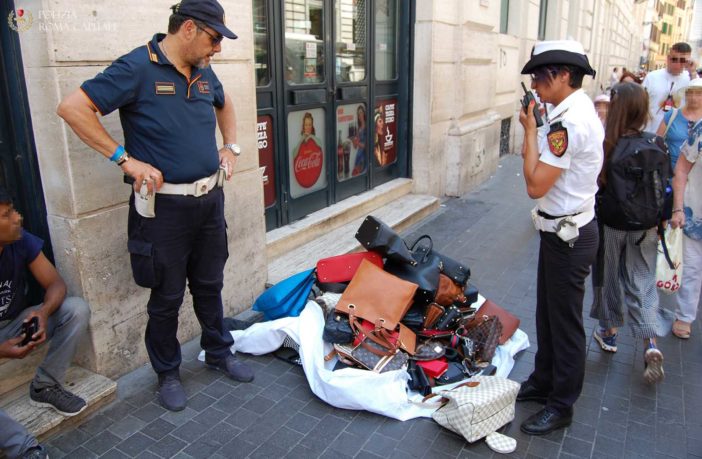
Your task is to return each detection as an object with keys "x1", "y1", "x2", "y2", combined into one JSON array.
[
  {"x1": 371, "y1": 0, "x2": 409, "y2": 186},
  {"x1": 255, "y1": 0, "x2": 410, "y2": 228}
]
